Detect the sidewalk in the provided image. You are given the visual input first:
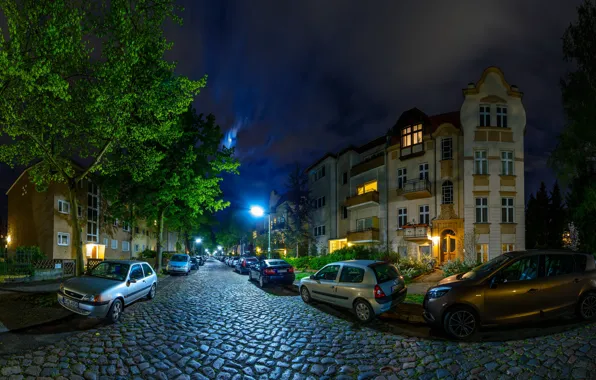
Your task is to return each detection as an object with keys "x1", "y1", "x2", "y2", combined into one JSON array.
[
  {"x1": 0, "y1": 279, "x2": 62, "y2": 294},
  {"x1": 407, "y1": 269, "x2": 444, "y2": 295}
]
